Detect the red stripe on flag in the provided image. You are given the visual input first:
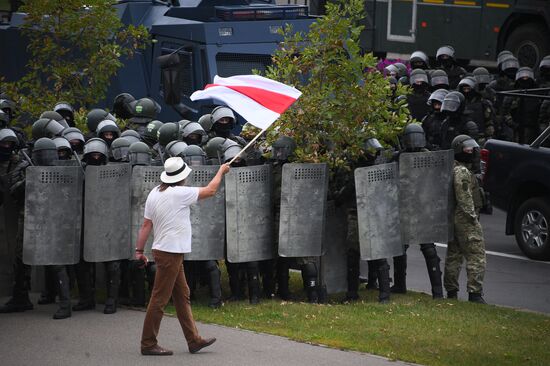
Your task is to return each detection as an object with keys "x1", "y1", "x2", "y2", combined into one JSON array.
[{"x1": 204, "y1": 84, "x2": 297, "y2": 114}]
